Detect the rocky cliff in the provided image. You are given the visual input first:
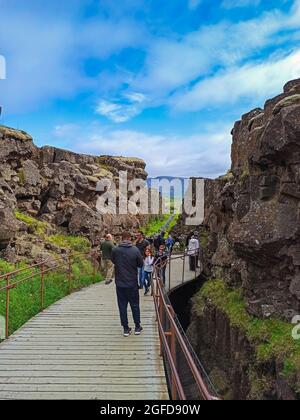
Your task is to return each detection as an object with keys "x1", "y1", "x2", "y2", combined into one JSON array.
[
  {"x1": 173, "y1": 79, "x2": 300, "y2": 399},
  {"x1": 201, "y1": 79, "x2": 300, "y2": 321},
  {"x1": 0, "y1": 125, "x2": 150, "y2": 264}
]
